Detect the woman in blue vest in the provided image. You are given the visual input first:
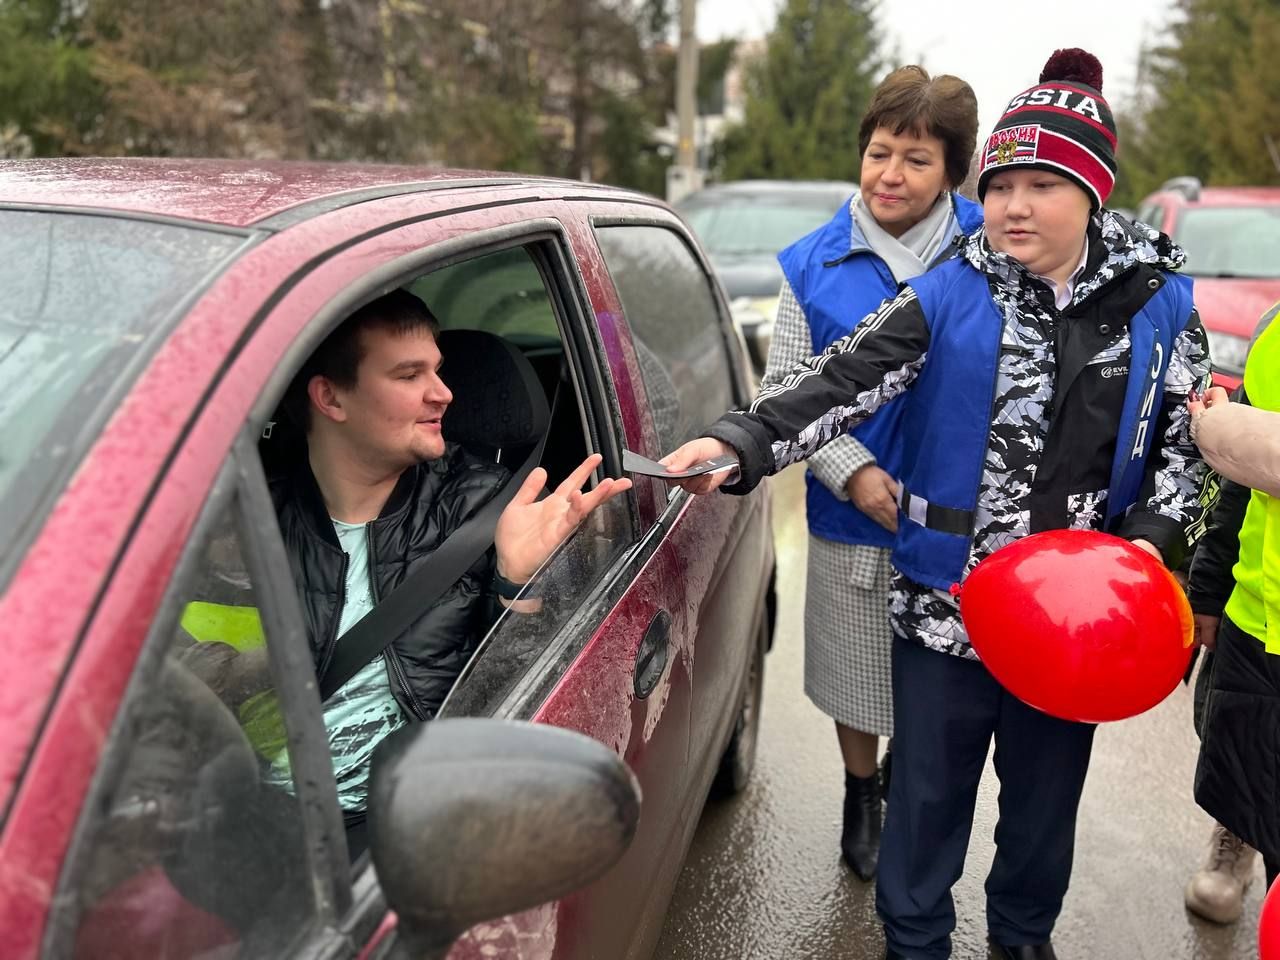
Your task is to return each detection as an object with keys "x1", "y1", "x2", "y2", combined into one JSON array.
[
  {"x1": 665, "y1": 49, "x2": 1210, "y2": 960},
  {"x1": 764, "y1": 64, "x2": 981, "y2": 882}
]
